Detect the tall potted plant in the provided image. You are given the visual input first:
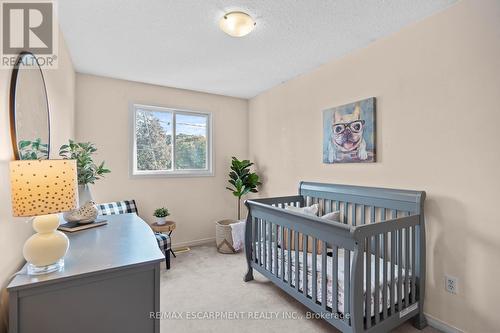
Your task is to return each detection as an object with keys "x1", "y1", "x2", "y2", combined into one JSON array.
[
  {"x1": 216, "y1": 157, "x2": 261, "y2": 254},
  {"x1": 59, "y1": 140, "x2": 111, "y2": 206},
  {"x1": 226, "y1": 157, "x2": 261, "y2": 220}
]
